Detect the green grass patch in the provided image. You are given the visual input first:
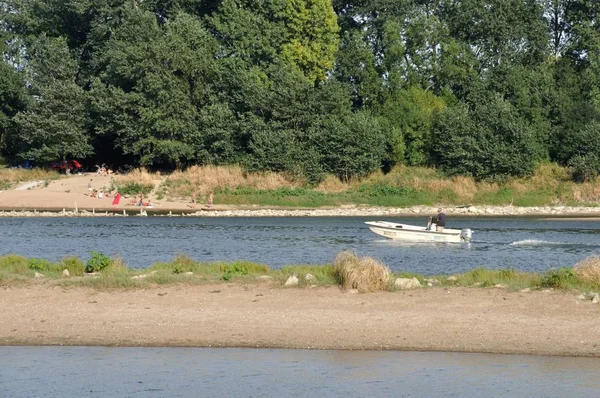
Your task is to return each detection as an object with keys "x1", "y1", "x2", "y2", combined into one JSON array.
[
  {"x1": 276, "y1": 264, "x2": 337, "y2": 286},
  {"x1": 149, "y1": 255, "x2": 270, "y2": 282},
  {"x1": 3, "y1": 253, "x2": 599, "y2": 293},
  {"x1": 113, "y1": 182, "x2": 154, "y2": 195},
  {"x1": 538, "y1": 267, "x2": 594, "y2": 290},
  {"x1": 443, "y1": 267, "x2": 539, "y2": 290}
]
